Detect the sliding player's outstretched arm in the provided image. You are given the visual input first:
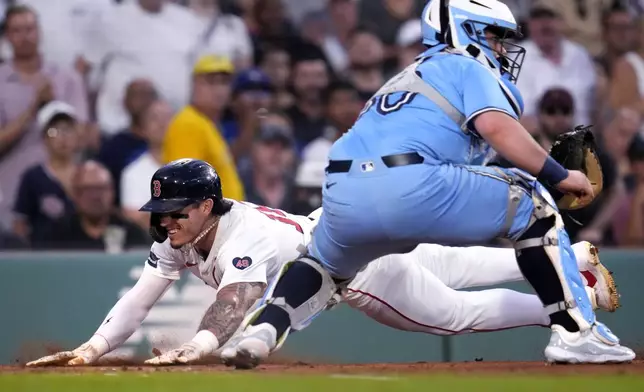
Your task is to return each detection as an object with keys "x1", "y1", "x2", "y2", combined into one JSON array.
[
  {"x1": 144, "y1": 281, "x2": 267, "y2": 365},
  {"x1": 26, "y1": 268, "x2": 173, "y2": 367}
]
